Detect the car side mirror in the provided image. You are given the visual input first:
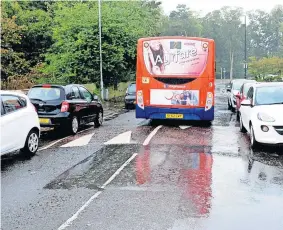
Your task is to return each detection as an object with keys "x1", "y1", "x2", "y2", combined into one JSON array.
[{"x1": 241, "y1": 99, "x2": 251, "y2": 106}]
